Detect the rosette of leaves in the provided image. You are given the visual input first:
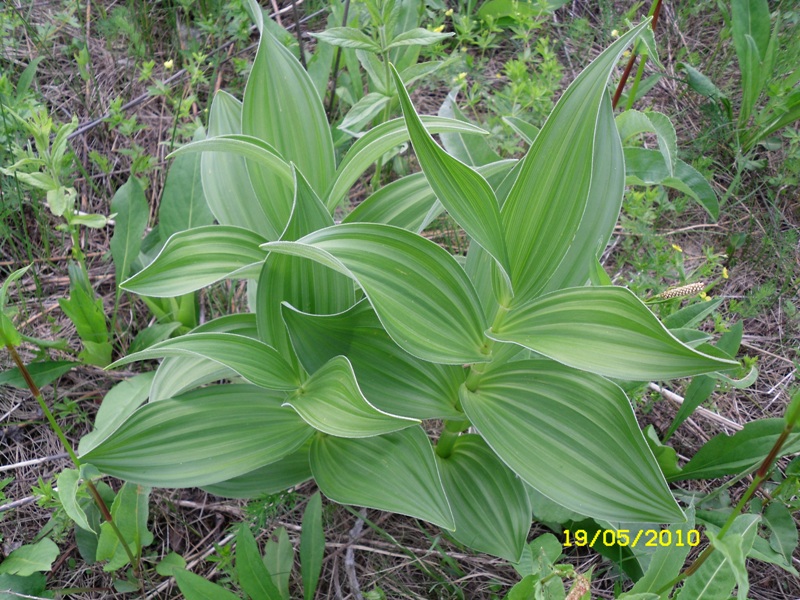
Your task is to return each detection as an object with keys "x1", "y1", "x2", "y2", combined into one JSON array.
[{"x1": 80, "y1": 18, "x2": 738, "y2": 563}]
